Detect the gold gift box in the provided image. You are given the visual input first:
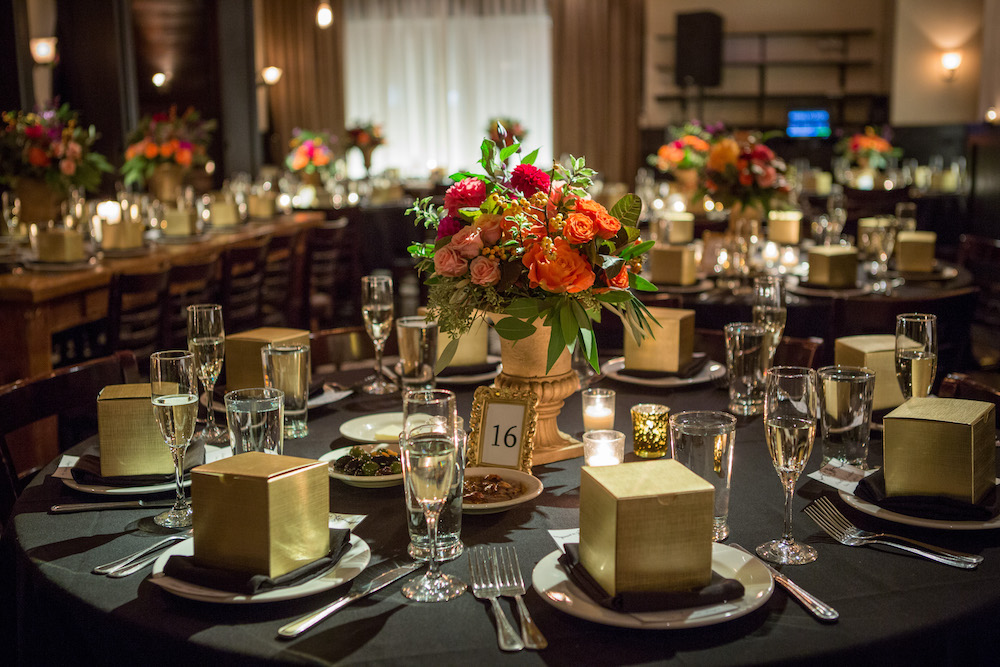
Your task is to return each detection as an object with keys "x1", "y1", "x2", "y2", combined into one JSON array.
[
  {"x1": 624, "y1": 307, "x2": 694, "y2": 373},
  {"x1": 101, "y1": 220, "x2": 146, "y2": 250},
  {"x1": 34, "y1": 228, "x2": 85, "y2": 262},
  {"x1": 883, "y1": 397, "x2": 996, "y2": 503},
  {"x1": 162, "y1": 207, "x2": 197, "y2": 236},
  {"x1": 97, "y1": 384, "x2": 174, "y2": 477},
  {"x1": 225, "y1": 327, "x2": 311, "y2": 391},
  {"x1": 648, "y1": 244, "x2": 697, "y2": 286},
  {"x1": 210, "y1": 198, "x2": 241, "y2": 227},
  {"x1": 808, "y1": 245, "x2": 858, "y2": 287},
  {"x1": 659, "y1": 212, "x2": 694, "y2": 245},
  {"x1": 248, "y1": 193, "x2": 276, "y2": 220},
  {"x1": 191, "y1": 452, "x2": 330, "y2": 577},
  {"x1": 440, "y1": 316, "x2": 489, "y2": 367},
  {"x1": 580, "y1": 459, "x2": 713, "y2": 595},
  {"x1": 834, "y1": 335, "x2": 906, "y2": 411},
  {"x1": 767, "y1": 210, "x2": 802, "y2": 245},
  {"x1": 895, "y1": 231, "x2": 936, "y2": 272}
]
